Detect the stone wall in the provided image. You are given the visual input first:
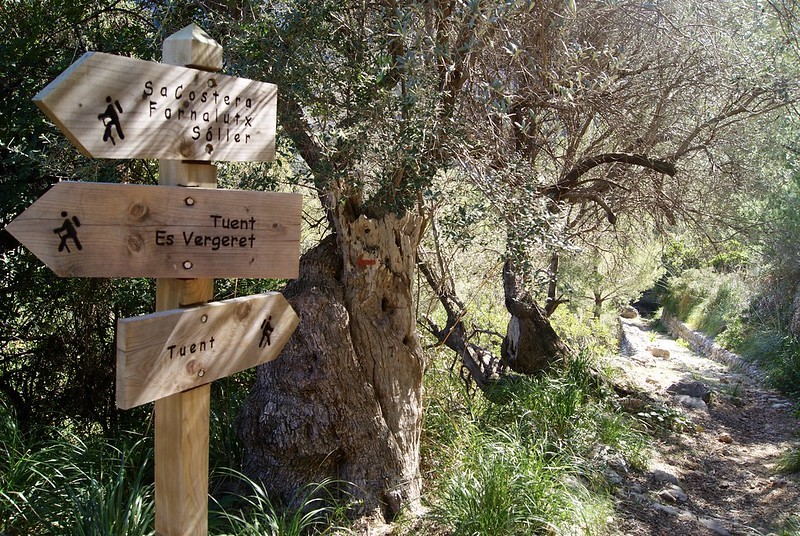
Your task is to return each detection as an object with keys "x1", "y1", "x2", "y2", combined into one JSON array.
[{"x1": 660, "y1": 314, "x2": 765, "y2": 382}]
